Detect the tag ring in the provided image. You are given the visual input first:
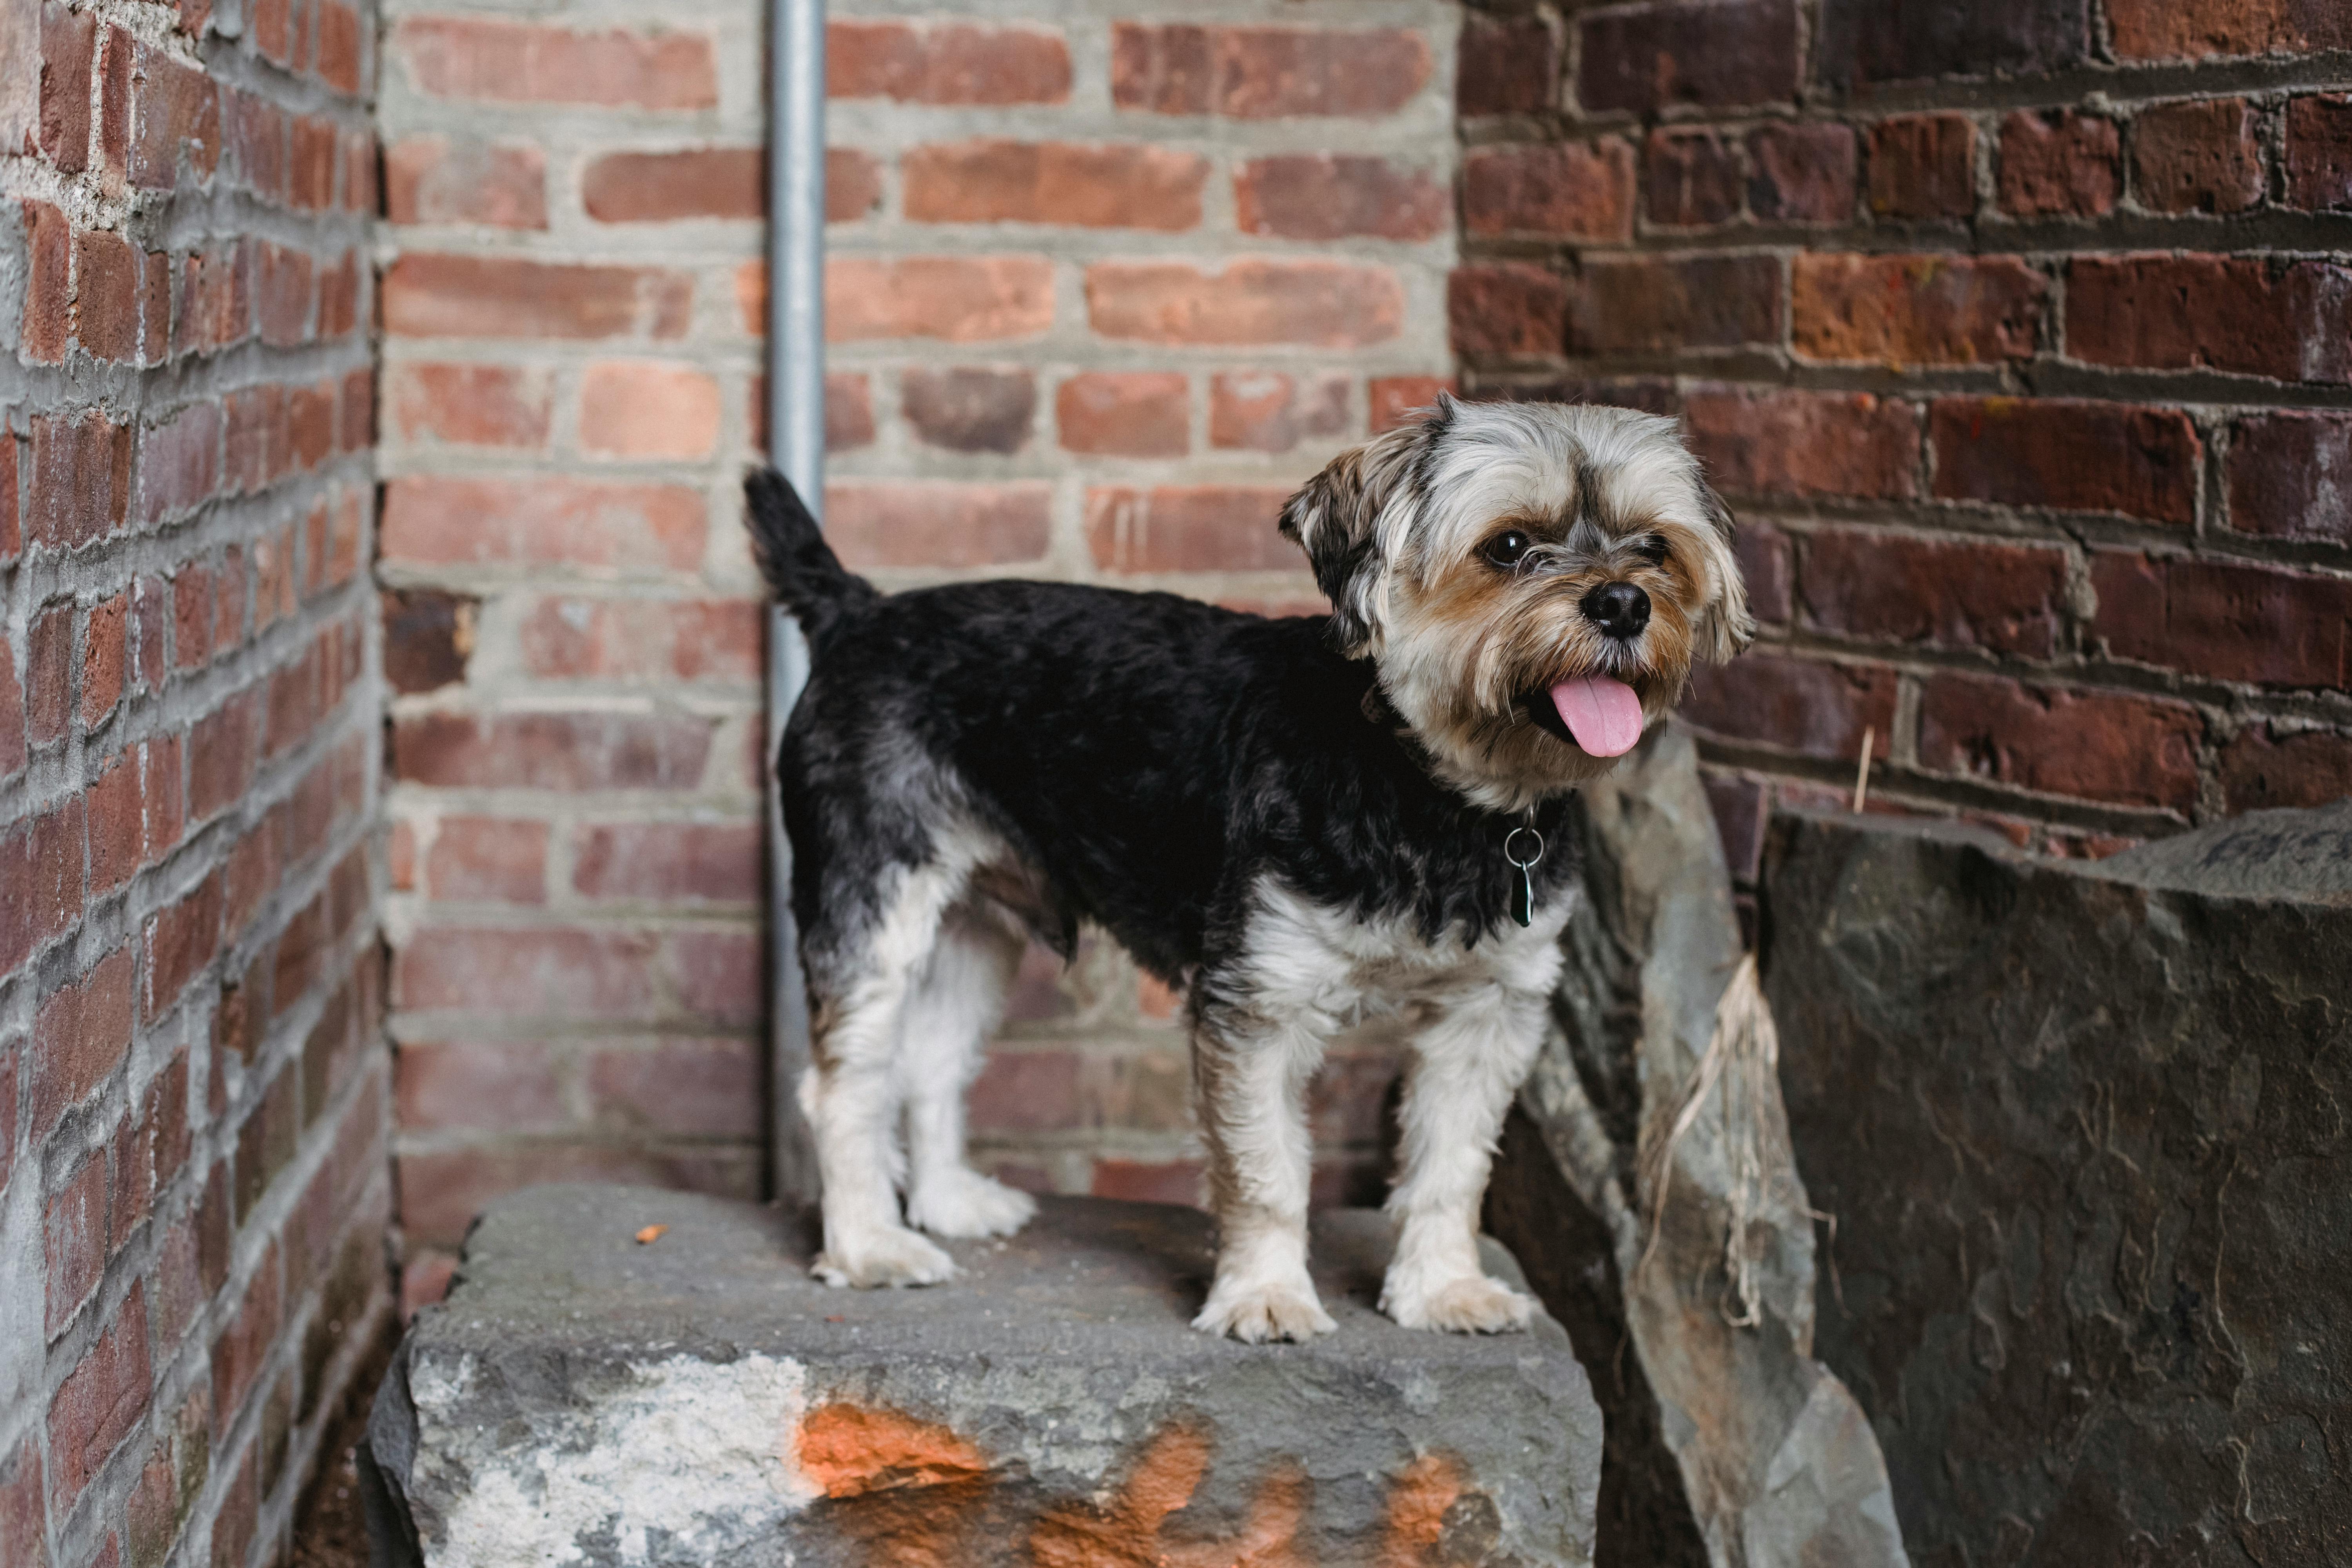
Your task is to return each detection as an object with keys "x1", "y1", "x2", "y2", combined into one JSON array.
[{"x1": 1504, "y1": 825, "x2": 1544, "y2": 870}]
